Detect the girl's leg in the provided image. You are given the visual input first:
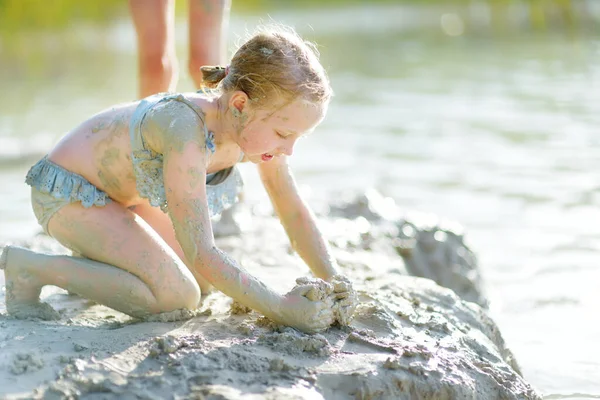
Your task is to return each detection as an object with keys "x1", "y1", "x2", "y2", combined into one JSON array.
[
  {"x1": 129, "y1": 0, "x2": 178, "y2": 98},
  {"x1": 1, "y1": 201, "x2": 200, "y2": 320}
]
